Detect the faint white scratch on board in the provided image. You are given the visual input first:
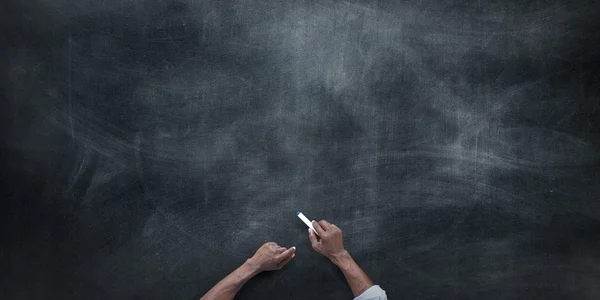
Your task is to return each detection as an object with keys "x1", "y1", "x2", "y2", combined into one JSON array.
[{"x1": 67, "y1": 33, "x2": 74, "y2": 140}]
